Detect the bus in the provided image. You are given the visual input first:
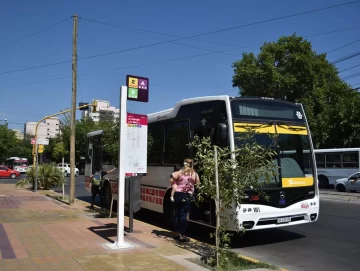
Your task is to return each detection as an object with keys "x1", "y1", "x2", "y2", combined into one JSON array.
[
  {"x1": 84, "y1": 95, "x2": 319, "y2": 231},
  {"x1": 314, "y1": 148, "x2": 360, "y2": 188},
  {"x1": 5, "y1": 157, "x2": 28, "y2": 173}
]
